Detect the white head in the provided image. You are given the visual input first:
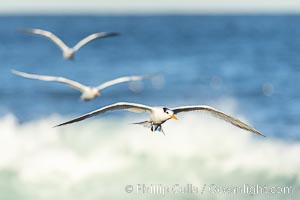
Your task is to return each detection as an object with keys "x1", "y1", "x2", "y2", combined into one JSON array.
[
  {"x1": 63, "y1": 49, "x2": 75, "y2": 59},
  {"x1": 162, "y1": 107, "x2": 178, "y2": 120},
  {"x1": 80, "y1": 88, "x2": 100, "y2": 101}
]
